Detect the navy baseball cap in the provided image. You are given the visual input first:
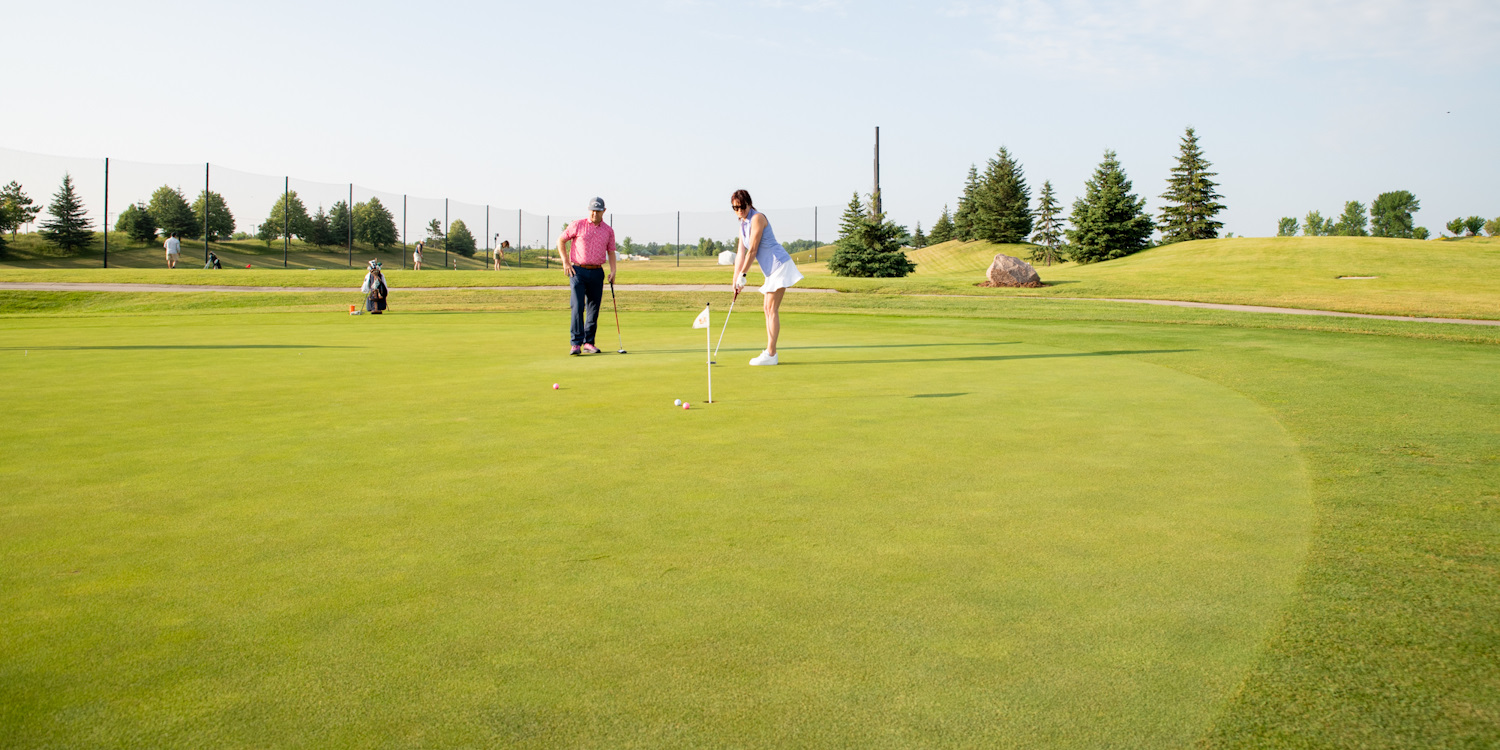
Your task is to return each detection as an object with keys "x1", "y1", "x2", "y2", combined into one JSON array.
[{"x1": 589, "y1": 197, "x2": 606, "y2": 212}]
